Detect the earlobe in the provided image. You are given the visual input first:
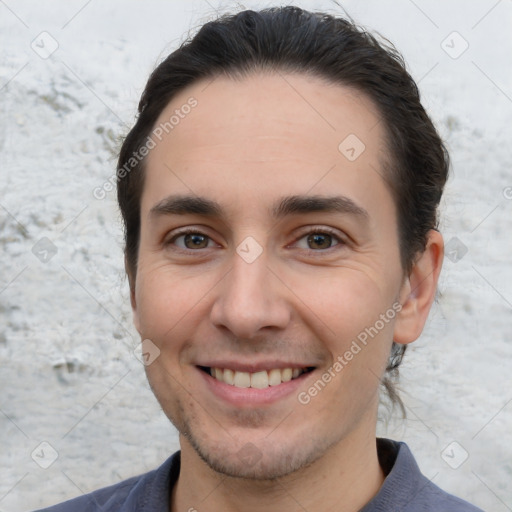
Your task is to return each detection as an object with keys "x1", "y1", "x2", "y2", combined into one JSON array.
[{"x1": 393, "y1": 230, "x2": 444, "y2": 345}]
